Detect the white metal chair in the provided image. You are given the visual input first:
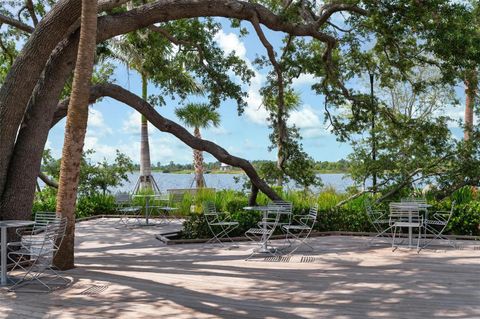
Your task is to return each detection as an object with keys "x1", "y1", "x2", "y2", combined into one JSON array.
[
  {"x1": 389, "y1": 203, "x2": 423, "y2": 251},
  {"x1": 401, "y1": 197, "x2": 427, "y2": 204},
  {"x1": 7, "y1": 218, "x2": 69, "y2": 292},
  {"x1": 258, "y1": 201, "x2": 292, "y2": 231},
  {"x1": 14, "y1": 212, "x2": 60, "y2": 241},
  {"x1": 203, "y1": 202, "x2": 239, "y2": 247},
  {"x1": 150, "y1": 193, "x2": 178, "y2": 224},
  {"x1": 282, "y1": 205, "x2": 318, "y2": 254},
  {"x1": 244, "y1": 201, "x2": 291, "y2": 260},
  {"x1": 421, "y1": 201, "x2": 456, "y2": 250},
  {"x1": 115, "y1": 192, "x2": 142, "y2": 227},
  {"x1": 245, "y1": 211, "x2": 281, "y2": 260},
  {"x1": 365, "y1": 203, "x2": 392, "y2": 245}
]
